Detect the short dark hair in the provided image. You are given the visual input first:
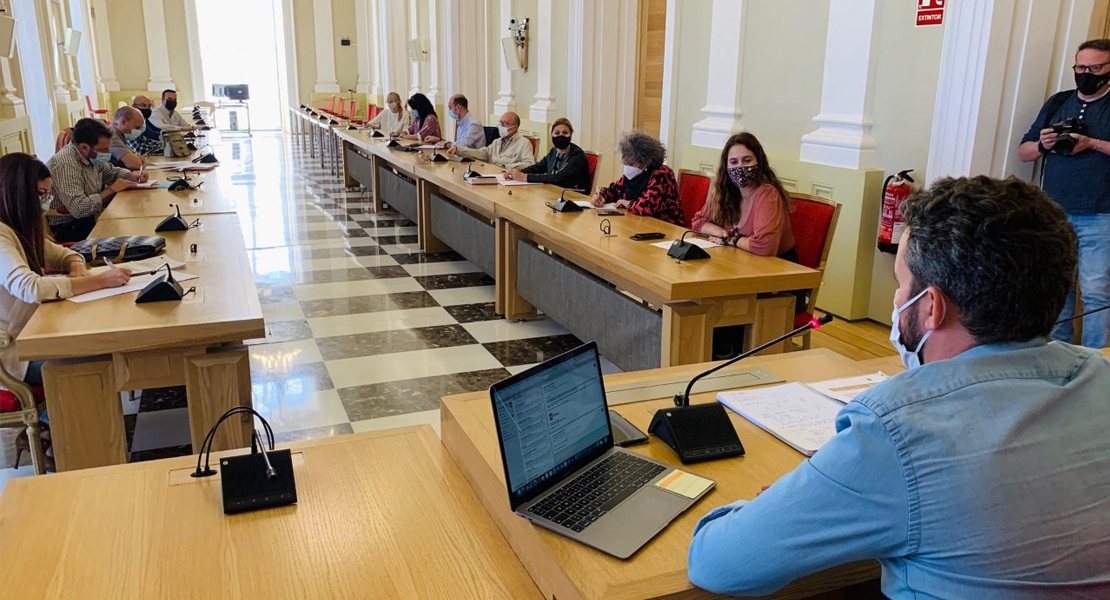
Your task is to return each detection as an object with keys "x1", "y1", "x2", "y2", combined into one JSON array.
[
  {"x1": 1078, "y1": 39, "x2": 1110, "y2": 55},
  {"x1": 71, "y1": 118, "x2": 112, "y2": 147},
  {"x1": 453, "y1": 95, "x2": 468, "y2": 110},
  {"x1": 900, "y1": 176, "x2": 1077, "y2": 344},
  {"x1": 161, "y1": 89, "x2": 177, "y2": 100}
]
